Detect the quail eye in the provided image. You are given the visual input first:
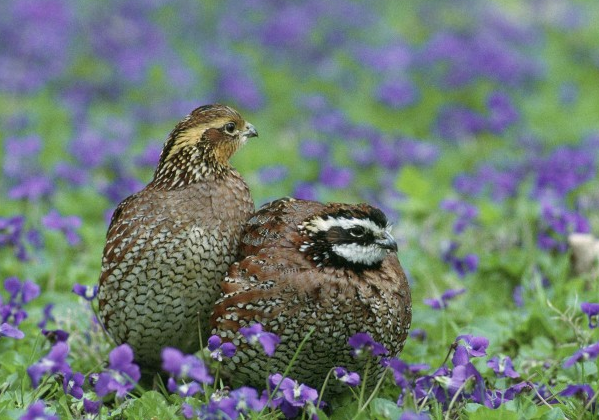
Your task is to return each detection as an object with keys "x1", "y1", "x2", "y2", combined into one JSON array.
[
  {"x1": 348, "y1": 226, "x2": 366, "y2": 237},
  {"x1": 224, "y1": 122, "x2": 236, "y2": 134}
]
